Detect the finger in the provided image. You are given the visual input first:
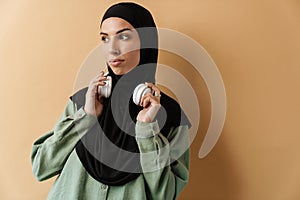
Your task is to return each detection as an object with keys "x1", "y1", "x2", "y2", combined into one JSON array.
[
  {"x1": 152, "y1": 86, "x2": 161, "y2": 97},
  {"x1": 89, "y1": 80, "x2": 106, "y2": 91},
  {"x1": 91, "y1": 71, "x2": 106, "y2": 82},
  {"x1": 88, "y1": 81, "x2": 106, "y2": 95},
  {"x1": 140, "y1": 92, "x2": 160, "y2": 106},
  {"x1": 140, "y1": 93, "x2": 152, "y2": 106},
  {"x1": 92, "y1": 75, "x2": 107, "y2": 83},
  {"x1": 145, "y1": 82, "x2": 161, "y2": 97},
  {"x1": 98, "y1": 71, "x2": 105, "y2": 77},
  {"x1": 141, "y1": 95, "x2": 159, "y2": 108},
  {"x1": 153, "y1": 90, "x2": 161, "y2": 98},
  {"x1": 89, "y1": 77, "x2": 107, "y2": 88},
  {"x1": 140, "y1": 95, "x2": 149, "y2": 107},
  {"x1": 145, "y1": 82, "x2": 158, "y2": 90},
  {"x1": 142, "y1": 92, "x2": 160, "y2": 105}
]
